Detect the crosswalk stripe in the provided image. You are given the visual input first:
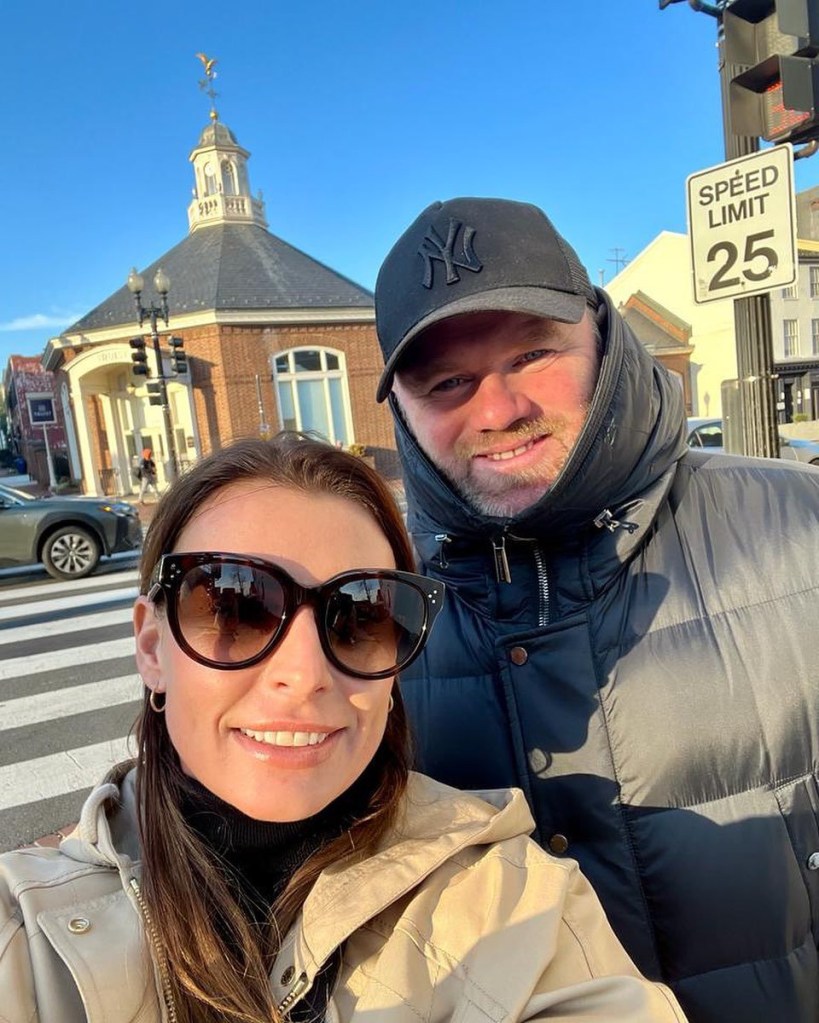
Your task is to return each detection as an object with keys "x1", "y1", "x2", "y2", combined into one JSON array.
[
  {"x1": 0, "y1": 608, "x2": 134, "y2": 646},
  {"x1": 0, "y1": 638, "x2": 135, "y2": 681},
  {"x1": 0, "y1": 737, "x2": 134, "y2": 812},
  {"x1": 0, "y1": 569, "x2": 140, "y2": 605},
  {"x1": 0, "y1": 585, "x2": 138, "y2": 624},
  {"x1": 0, "y1": 675, "x2": 142, "y2": 731}
]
